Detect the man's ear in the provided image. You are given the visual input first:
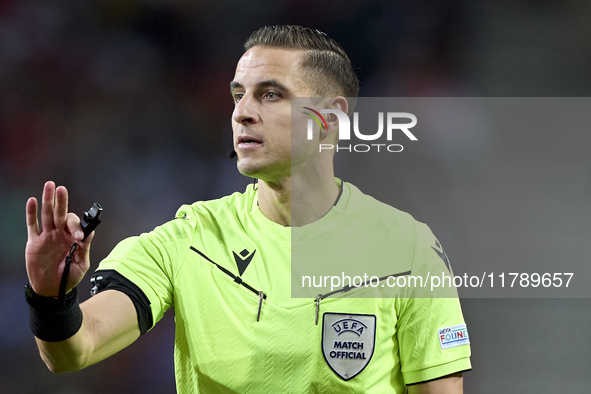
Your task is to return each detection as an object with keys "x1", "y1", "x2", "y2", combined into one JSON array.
[{"x1": 321, "y1": 96, "x2": 349, "y2": 140}]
